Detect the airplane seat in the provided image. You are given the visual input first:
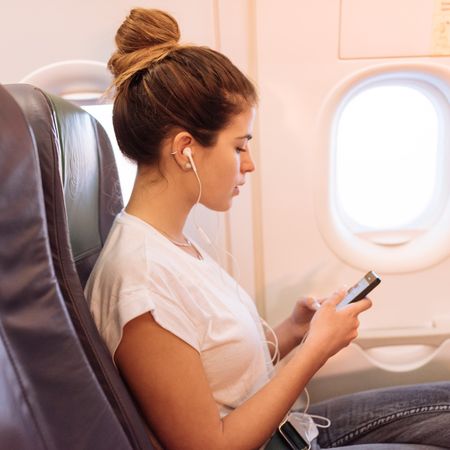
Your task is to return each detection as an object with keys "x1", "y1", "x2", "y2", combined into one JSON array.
[
  {"x1": 1, "y1": 83, "x2": 156, "y2": 449},
  {"x1": 6, "y1": 83, "x2": 121, "y2": 288}
]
